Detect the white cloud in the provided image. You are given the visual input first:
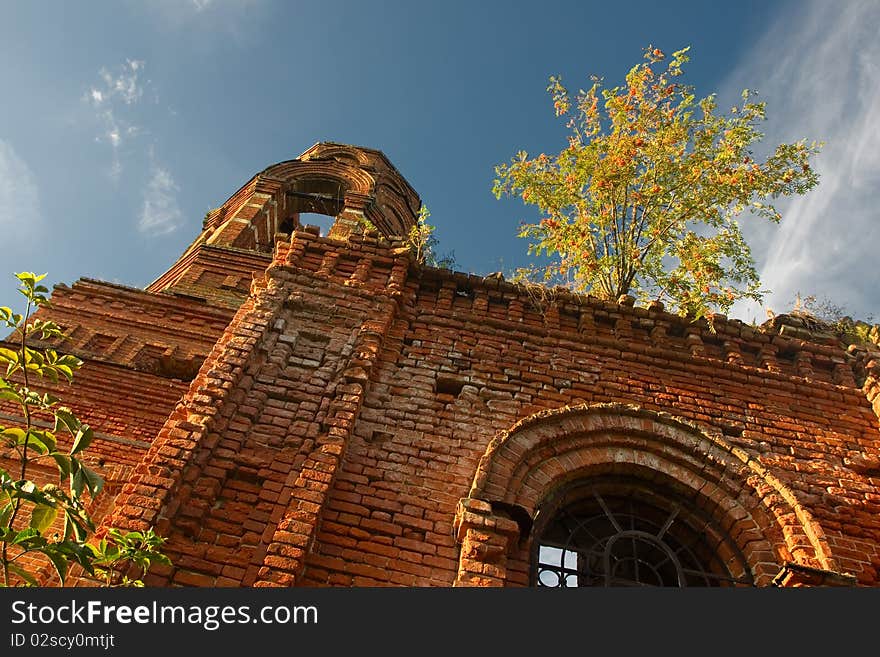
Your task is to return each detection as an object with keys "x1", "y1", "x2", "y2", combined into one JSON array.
[
  {"x1": 96, "y1": 59, "x2": 145, "y2": 105},
  {"x1": 0, "y1": 140, "x2": 42, "y2": 243},
  {"x1": 140, "y1": 164, "x2": 183, "y2": 236},
  {"x1": 725, "y1": 0, "x2": 880, "y2": 321},
  {"x1": 85, "y1": 59, "x2": 150, "y2": 172}
]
